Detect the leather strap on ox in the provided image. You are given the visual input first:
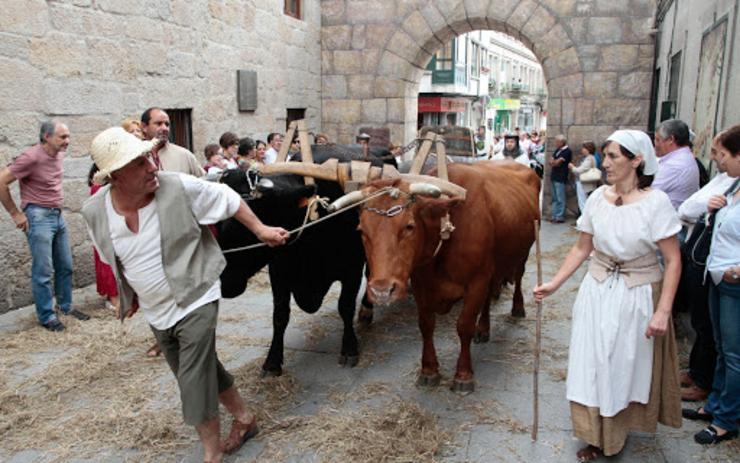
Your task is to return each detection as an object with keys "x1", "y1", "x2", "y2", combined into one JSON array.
[{"x1": 408, "y1": 131, "x2": 454, "y2": 257}]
